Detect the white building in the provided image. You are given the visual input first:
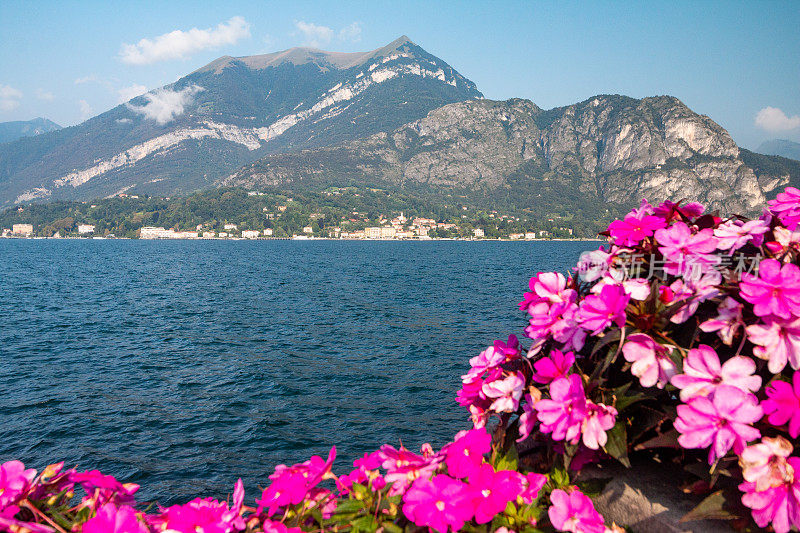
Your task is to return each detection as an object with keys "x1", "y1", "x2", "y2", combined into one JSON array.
[
  {"x1": 263, "y1": 228, "x2": 274, "y2": 236},
  {"x1": 12, "y1": 224, "x2": 33, "y2": 236},
  {"x1": 525, "y1": 232, "x2": 537, "y2": 240},
  {"x1": 78, "y1": 224, "x2": 95, "y2": 234},
  {"x1": 364, "y1": 227, "x2": 382, "y2": 239},
  {"x1": 242, "y1": 230, "x2": 260, "y2": 239},
  {"x1": 303, "y1": 226, "x2": 314, "y2": 234},
  {"x1": 380, "y1": 227, "x2": 396, "y2": 238},
  {"x1": 224, "y1": 223, "x2": 238, "y2": 230},
  {"x1": 473, "y1": 228, "x2": 485, "y2": 238},
  {"x1": 202, "y1": 231, "x2": 216, "y2": 239}
]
